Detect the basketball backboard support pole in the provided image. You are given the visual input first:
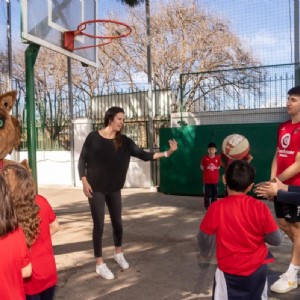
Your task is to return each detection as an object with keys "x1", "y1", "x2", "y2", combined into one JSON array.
[{"x1": 25, "y1": 43, "x2": 40, "y2": 184}]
